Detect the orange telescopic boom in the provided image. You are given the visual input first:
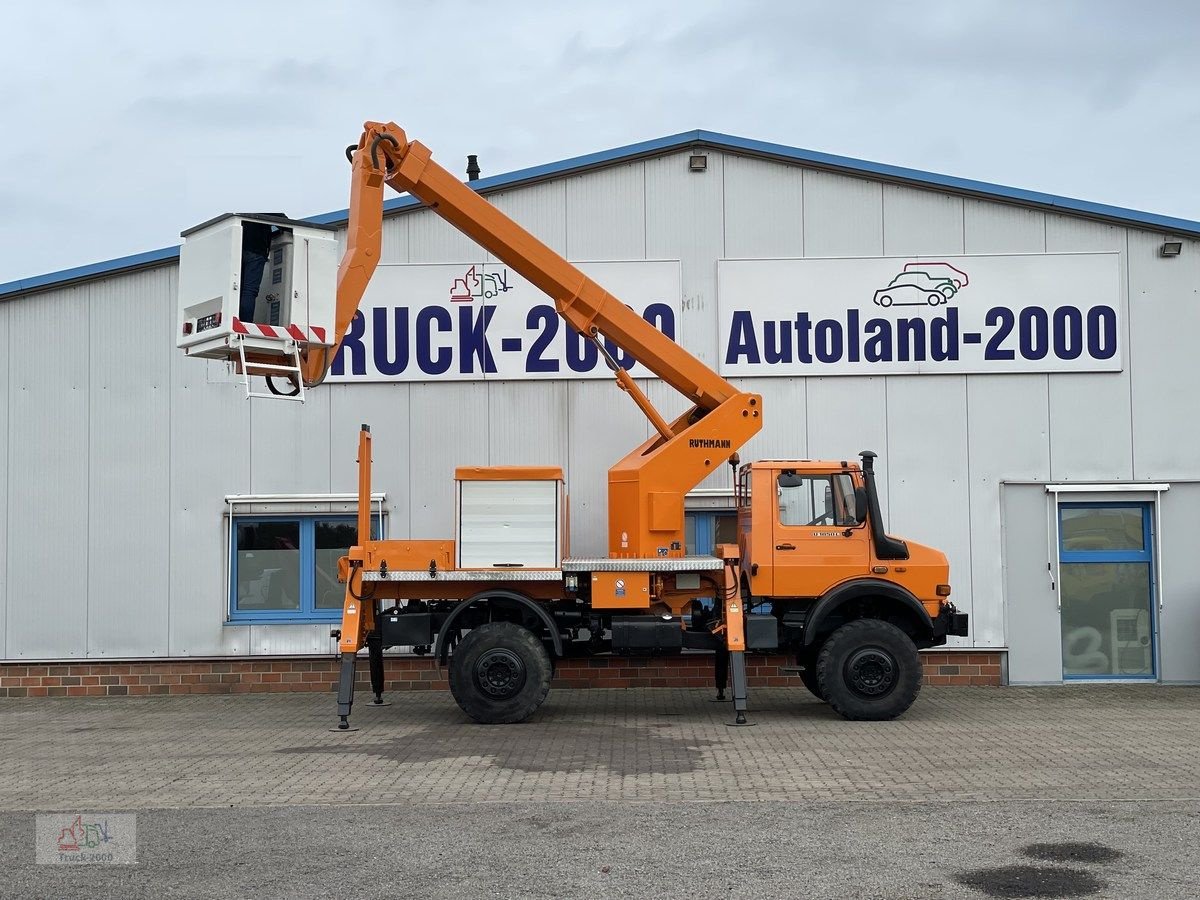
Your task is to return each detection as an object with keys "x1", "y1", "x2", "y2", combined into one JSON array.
[{"x1": 304, "y1": 121, "x2": 762, "y2": 559}]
